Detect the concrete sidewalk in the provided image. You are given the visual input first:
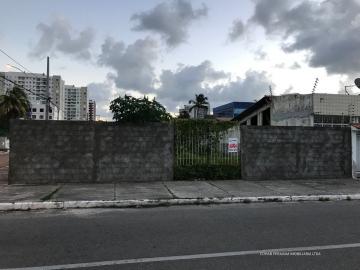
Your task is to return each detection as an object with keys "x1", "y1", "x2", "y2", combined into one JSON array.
[{"x1": 1, "y1": 178, "x2": 360, "y2": 210}]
